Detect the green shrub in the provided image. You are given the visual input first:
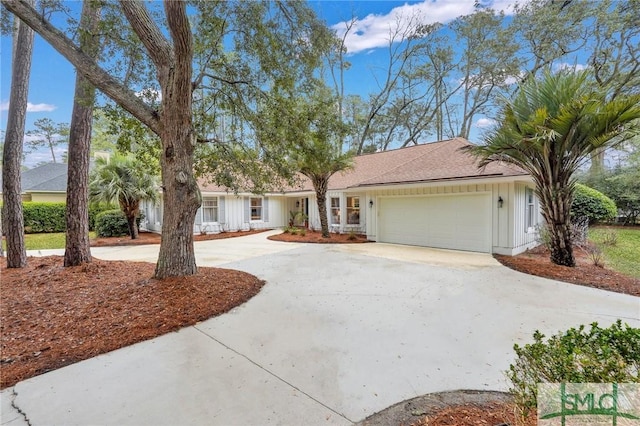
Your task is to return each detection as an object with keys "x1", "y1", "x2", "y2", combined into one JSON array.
[
  {"x1": 22, "y1": 202, "x2": 66, "y2": 233},
  {"x1": 88, "y1": 204, "x2": 117, "y2": 231},
  {"x1": 94, "y1": 209, "x2": 129, "y2": 237},
  {"x1": 571, "y1": 183, "x2": 617, "y2": 224},
  {"x1": 11, "y1": 202, "x2": 117, "y2": 234},
  {"x1": 508, "y1": 321, "x2": 640, "y2": 411}
]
